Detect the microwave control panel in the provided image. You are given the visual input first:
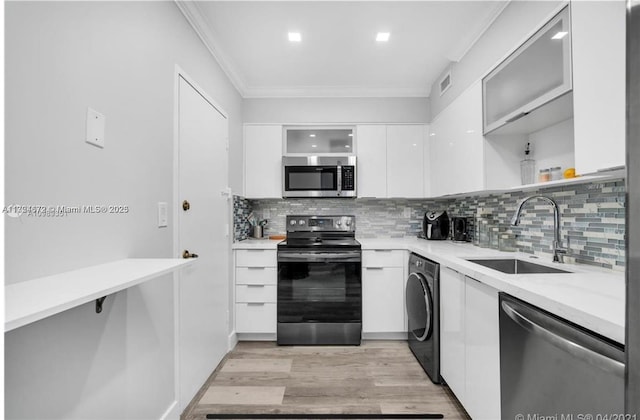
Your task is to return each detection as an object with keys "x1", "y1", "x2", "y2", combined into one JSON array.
[{"x1": 342, "y1": 166, "x2": 355, "y2": 191}]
